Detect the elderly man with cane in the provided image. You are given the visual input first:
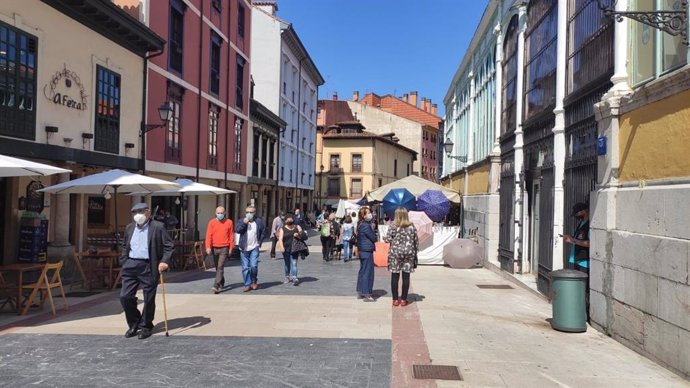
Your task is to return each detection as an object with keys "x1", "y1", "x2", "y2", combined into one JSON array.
[{"x1": 119, "y1": 203, "x2": 175, "y2": 339}]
